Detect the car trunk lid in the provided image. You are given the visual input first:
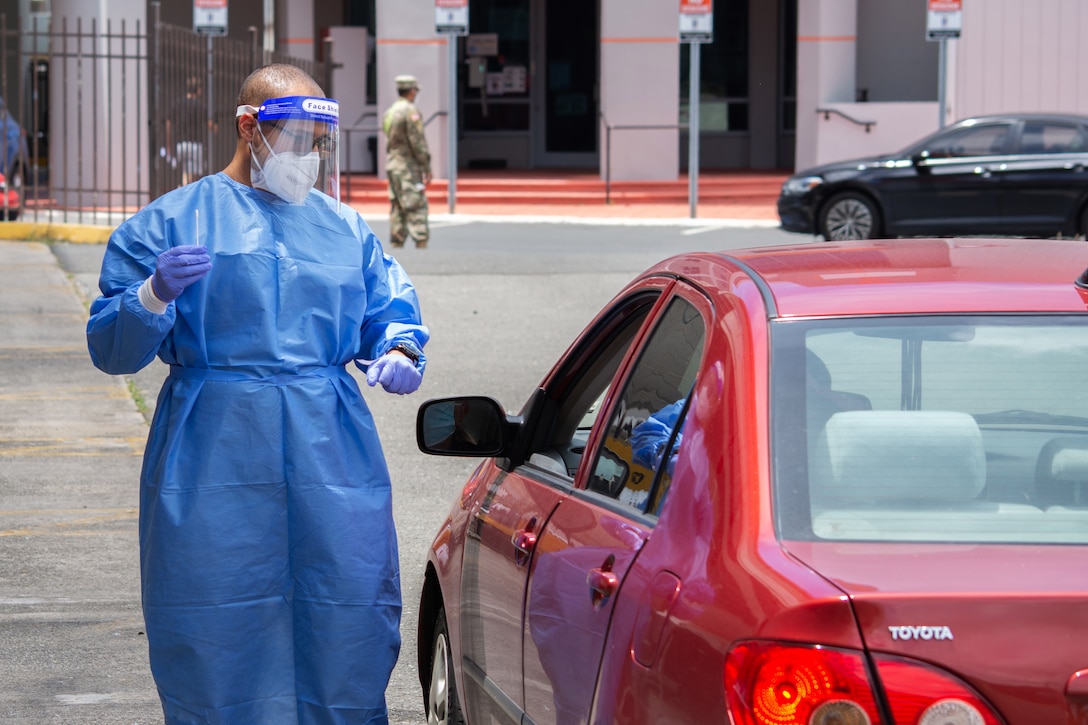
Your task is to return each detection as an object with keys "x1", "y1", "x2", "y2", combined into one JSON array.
[{"x1": 783, "y1": 541, "x2": 1088, "y2": 724}]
